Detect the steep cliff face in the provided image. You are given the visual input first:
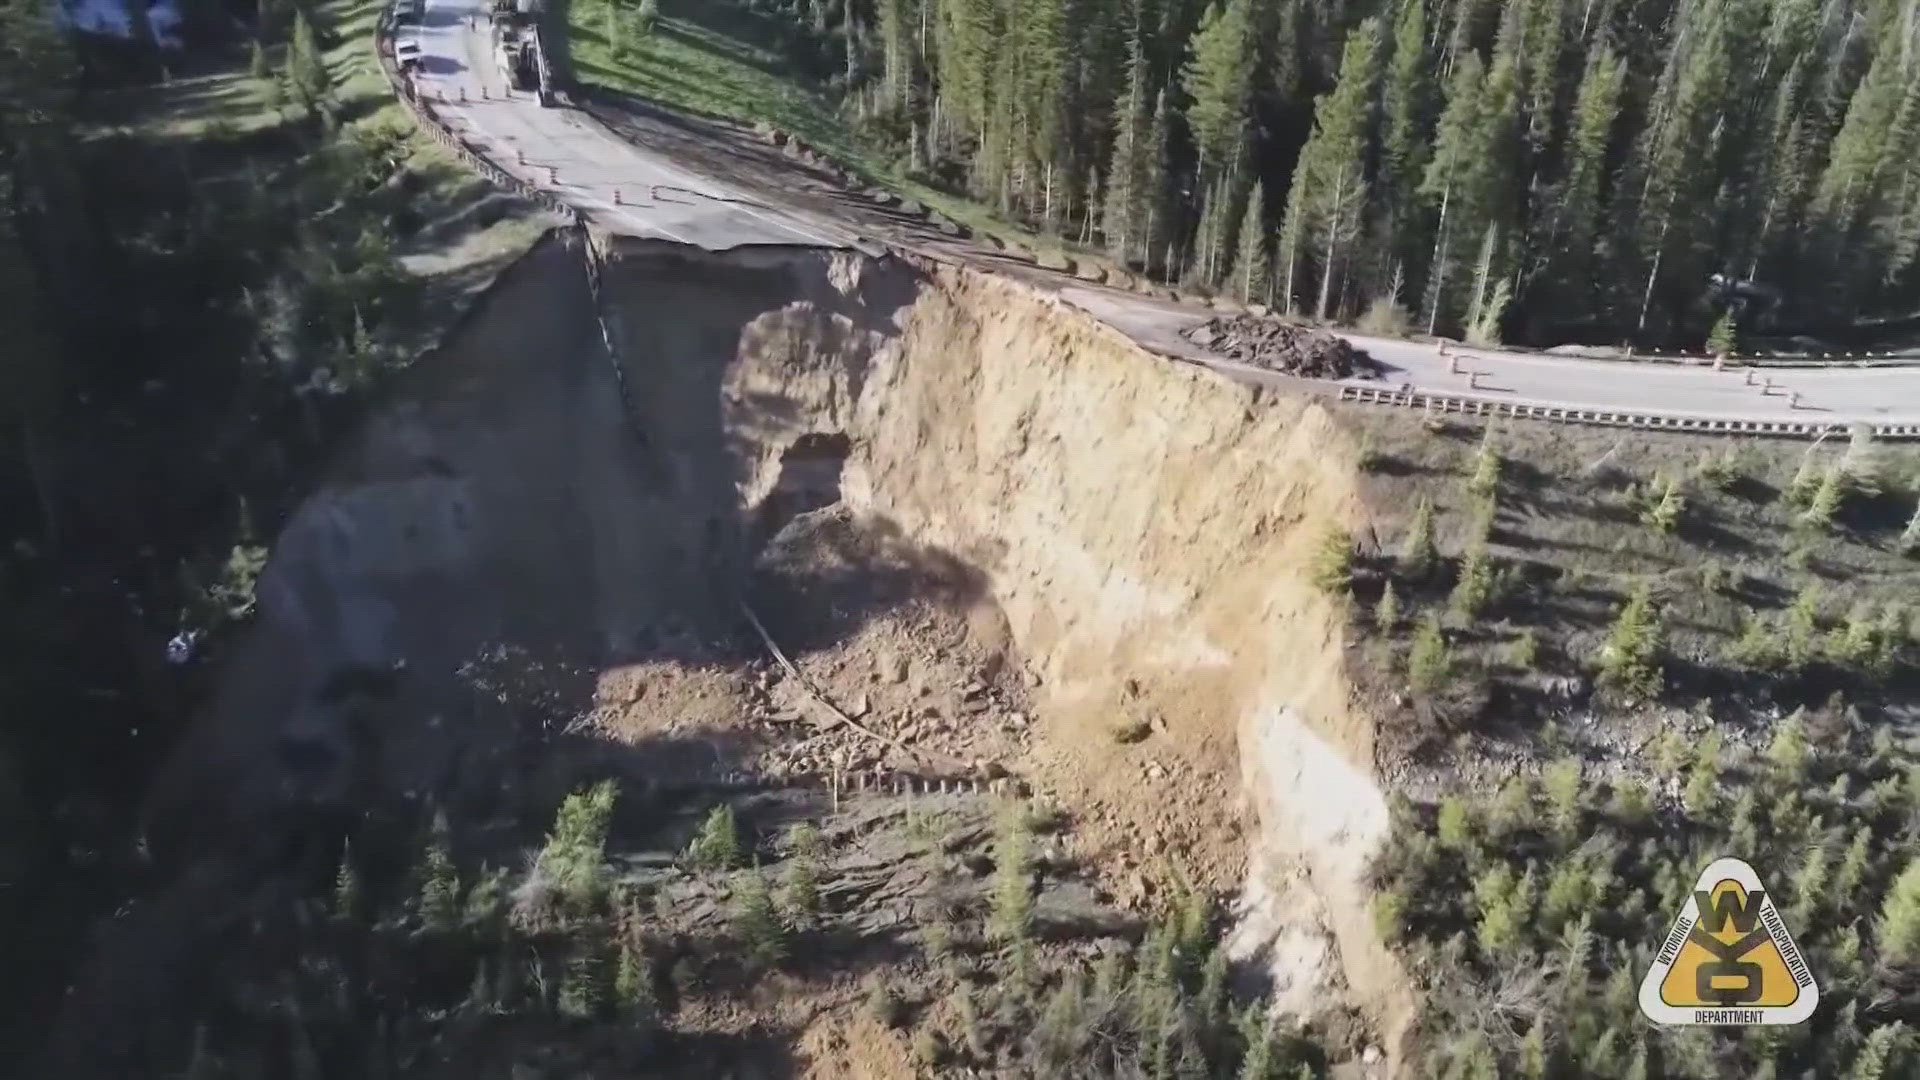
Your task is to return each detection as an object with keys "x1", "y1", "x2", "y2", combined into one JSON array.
[
  {"x1": 596, "y1": 238, "x2": 1412, "y2": 1053},
  {"x1": 138, "y1": 232, "x2": 1410, "y2": 1069}
]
